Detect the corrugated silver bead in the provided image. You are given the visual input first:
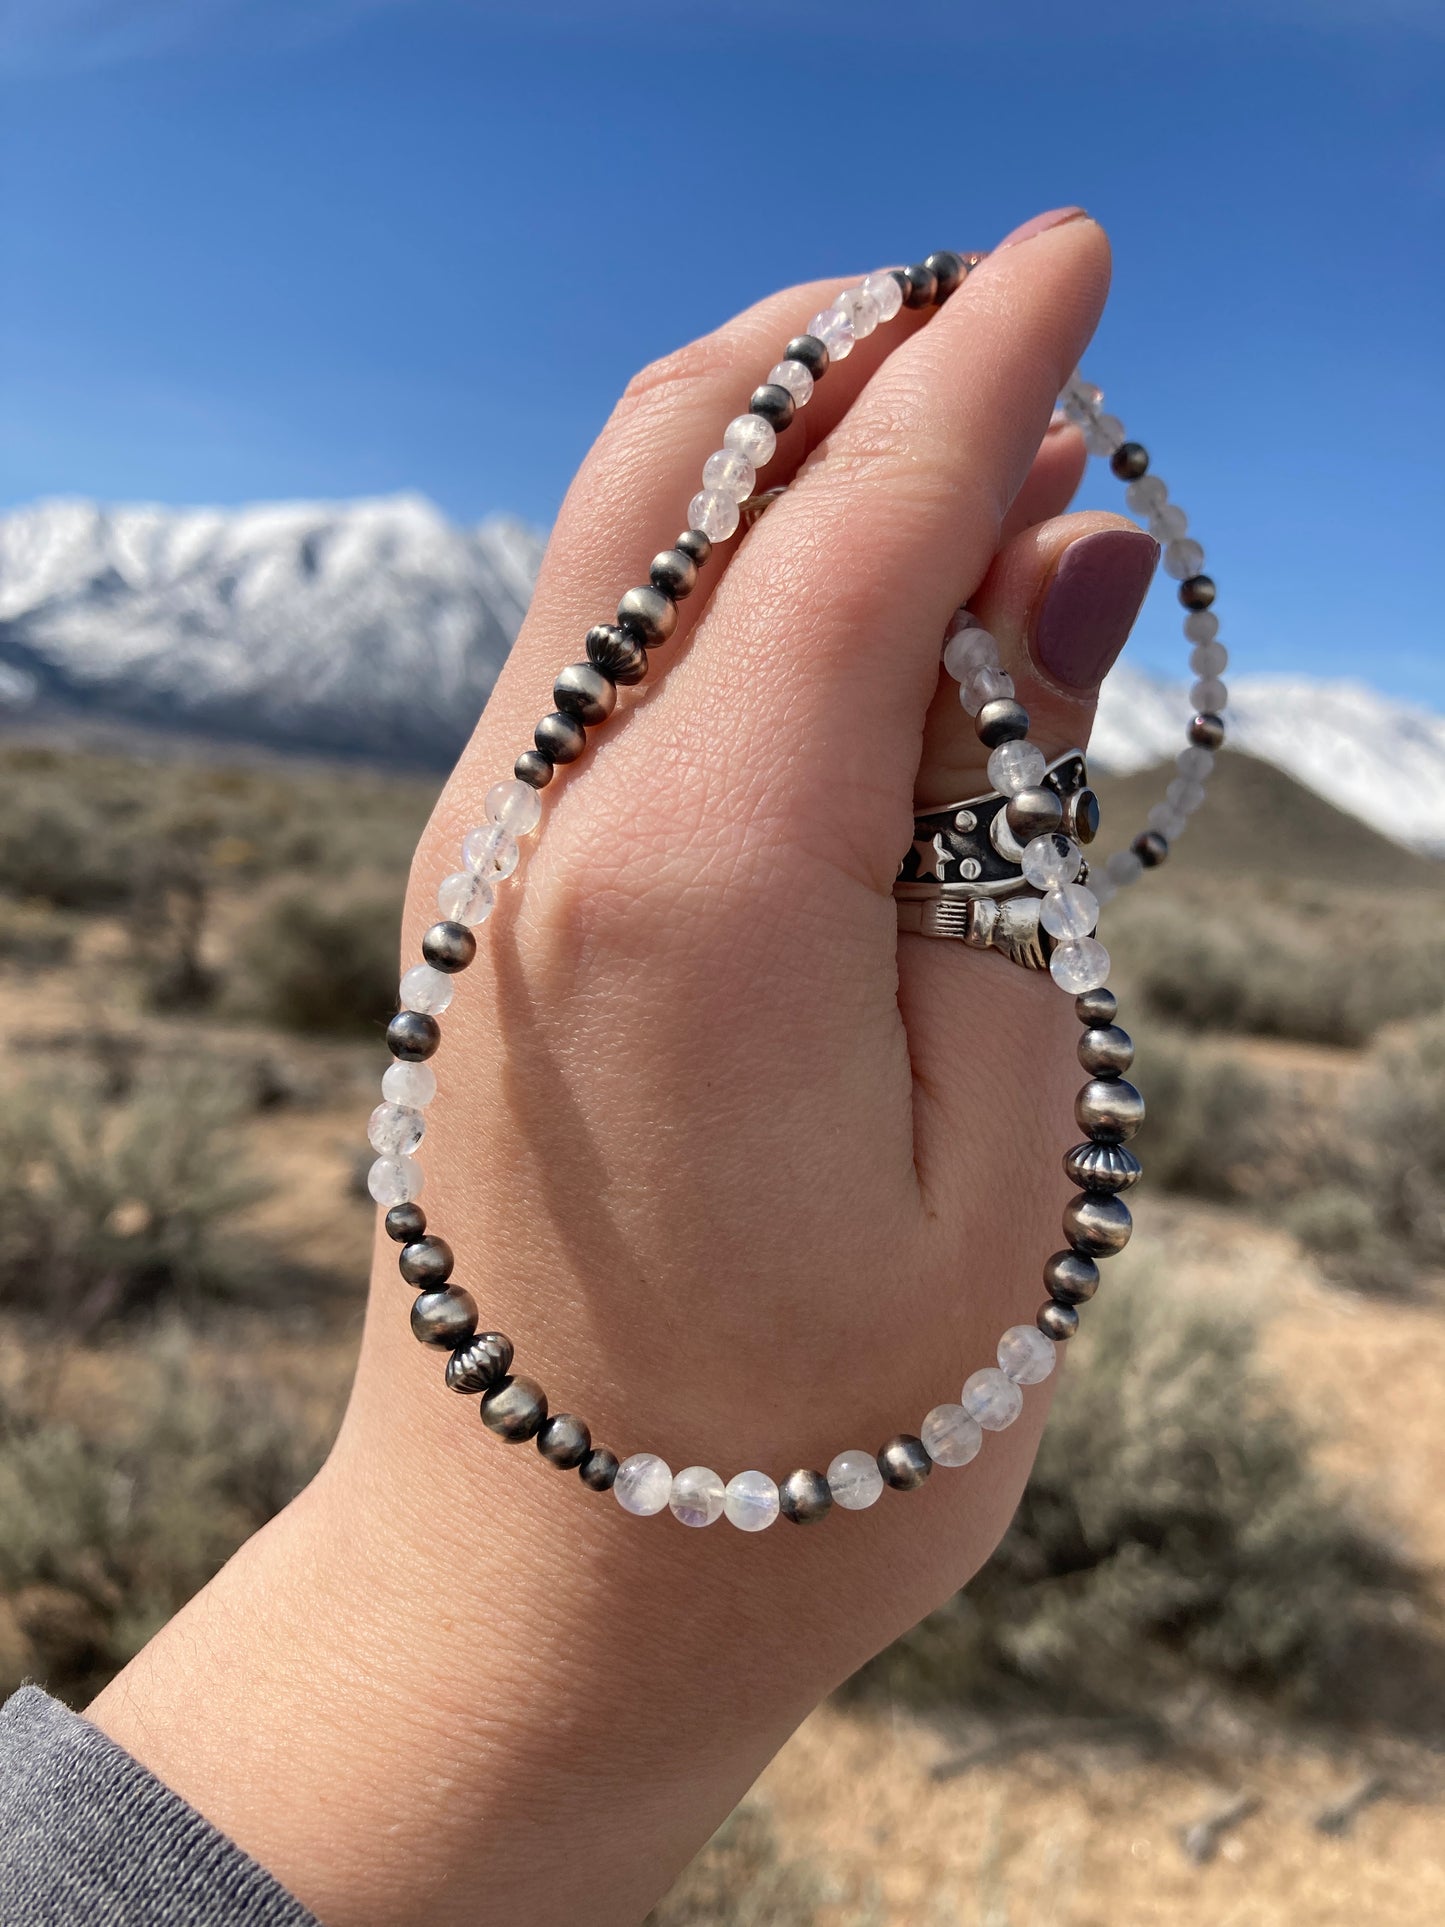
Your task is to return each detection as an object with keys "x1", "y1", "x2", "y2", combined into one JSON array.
[
  {"x1": 1063, "y1": 1141, "x2": 1142, "y2": 1193},
  {"x1": 445, "y1": 1331, "x2": 513, "y2": 1394}
]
